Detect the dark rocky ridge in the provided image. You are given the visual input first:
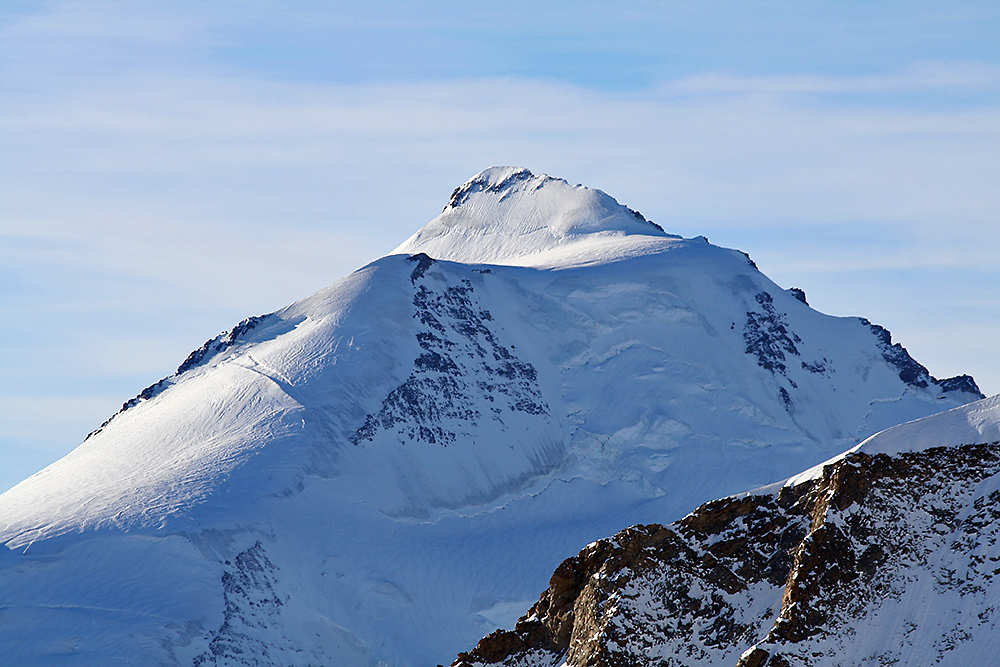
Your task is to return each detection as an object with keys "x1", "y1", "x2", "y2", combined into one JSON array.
[
  {"x1": 741, "y1": 293, "x2": 981, "y2": 408},
  {"x1": 450, "y1": 441, "x2": 1000, "y2": 667},
  {"x1": 194, "y1": 542, "x2": 286, "y2": 667},
  {"x1": 84, "y1": 314, "x2": 273, "y2": 441},
  {"x1": 445, "y1": 167, "x2": 665, "y2": 233},
  {"x1": 351, "y1": 254, "x2": 548, "y2": 448},
  {"x1": 860, "y1": 318, "x2": 982, "y2": 398}
]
